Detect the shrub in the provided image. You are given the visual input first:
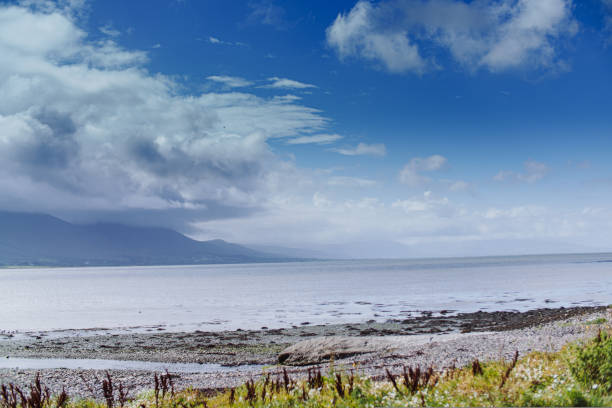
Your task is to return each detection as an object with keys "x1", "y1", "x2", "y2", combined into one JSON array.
[
  {"x1": 569, "y1": 330, "x2": 612, "y2": 393},
  {"x1": 566, "y1": 389, "x2": 589, "y2": 407}
]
